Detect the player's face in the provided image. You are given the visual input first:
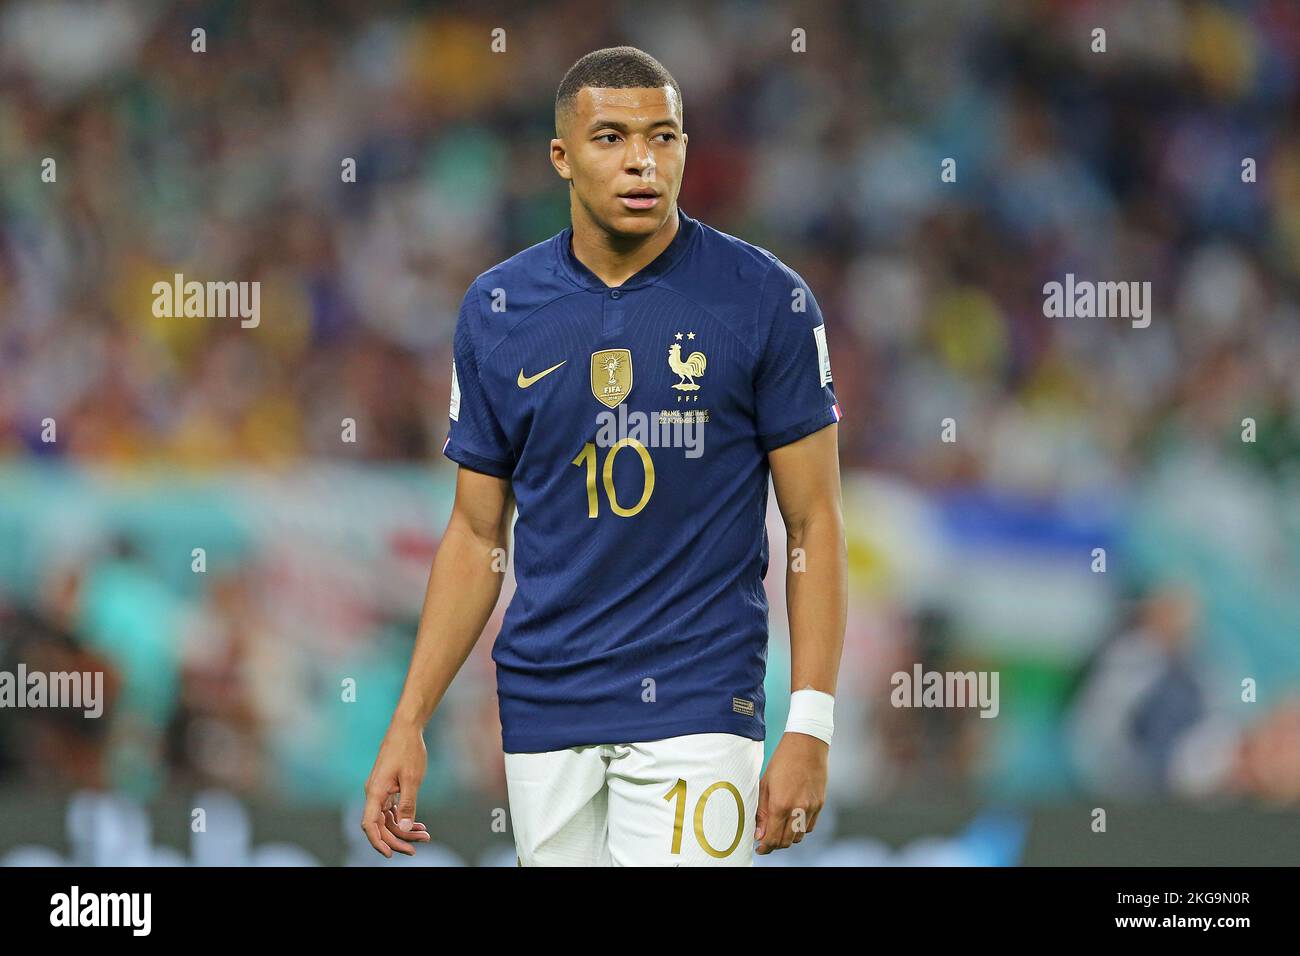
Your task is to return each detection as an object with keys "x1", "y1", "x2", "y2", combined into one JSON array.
[{"x1": 554, "y1": 86, "x2": 687, "y2": 239}]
